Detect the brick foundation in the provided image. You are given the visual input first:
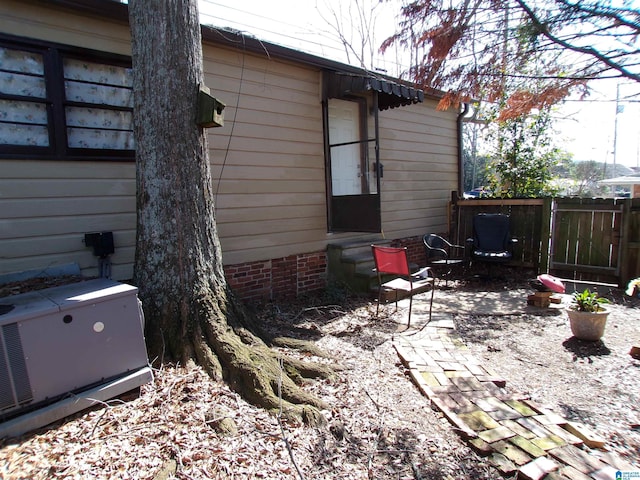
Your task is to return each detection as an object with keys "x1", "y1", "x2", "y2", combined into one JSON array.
[
  {"x1": 225, "y1": 251, "x2": 327, "y2": 302},
  {"x1": 225, "y1": 236, "x2": 426, "y2": 302},
  {"x1": 391, "y1": 236, "x2": 426, "y2": 267}
]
